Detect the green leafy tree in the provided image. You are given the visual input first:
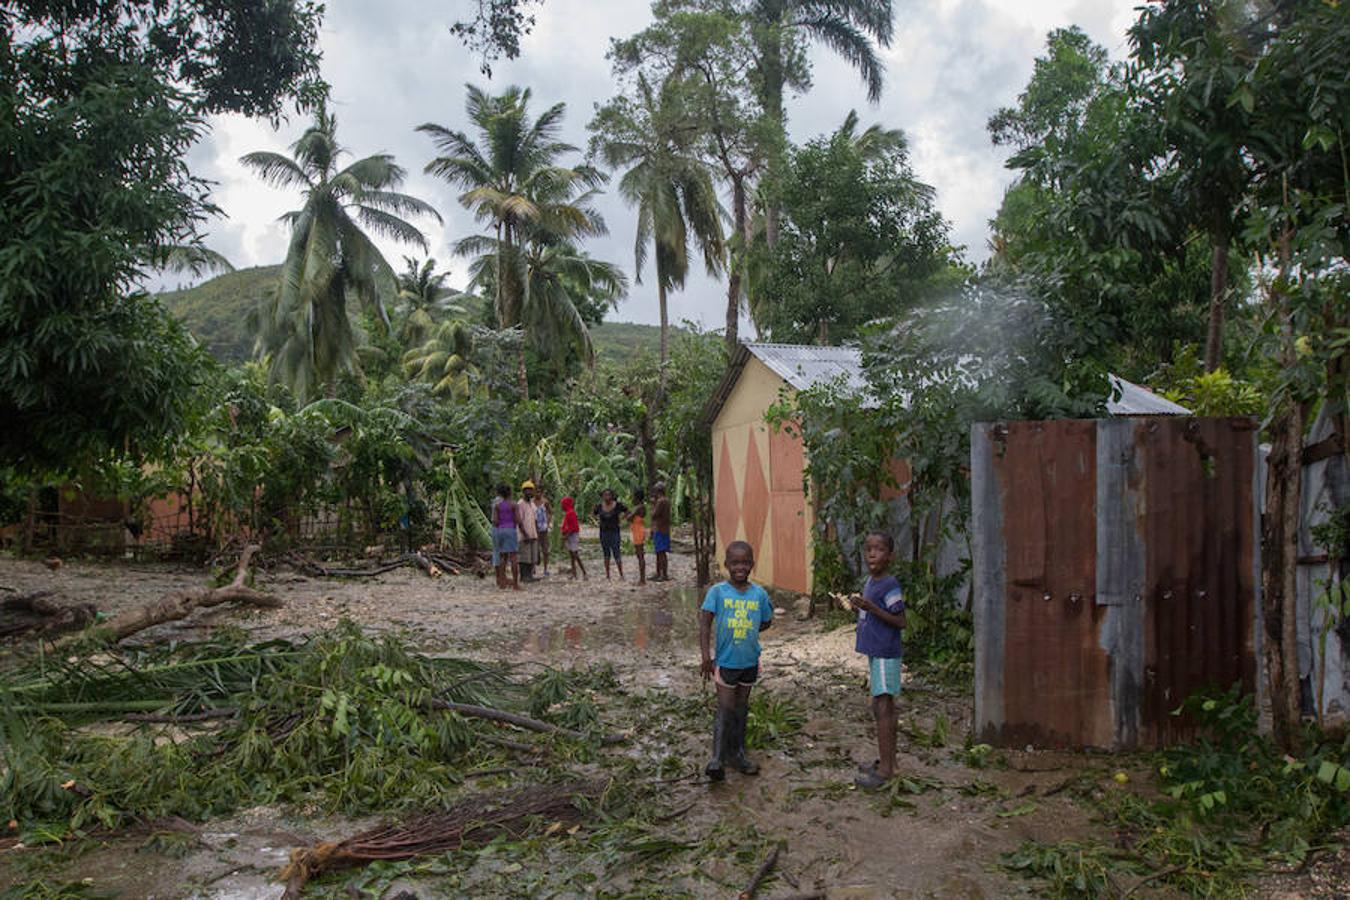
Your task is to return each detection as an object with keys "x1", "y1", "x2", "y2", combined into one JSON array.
[
  {"x1": 419, "y1": 85, "x2": 608, "y2": 398},
  {"x1": 753, "y1": 113, "x2": 962, "y2": 343},
  {"x1": 1, "y1": 0, "x2": 323, "y2": 475},
  {"x1": 985, "y1": 27, "x2": 1214, "y2": 379},
  {"x1": 657, "y1": 325, "x2": 728, "y2": 583},
  {"x1": 591, "y1": 75, "x2": 725, "y2": 378},
  {"x1": 452, "y1": 0, "x2": 546, "y2": 75},
  {"x1": 1129, "y1": 1, "x2": 1262, "y2": 372},
  {"x1": 243, "y1": 111, "x2": 439, "y2": 401},
  {"x1": 1234, "y1": 0, "x2": 1350, "y2": 751}
]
